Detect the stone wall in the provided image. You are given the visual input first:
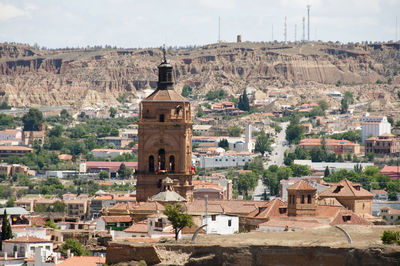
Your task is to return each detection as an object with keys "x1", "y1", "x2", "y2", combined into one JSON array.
[{"x1": 106, "y1": 242, "x2": 400, "y2": 265}]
